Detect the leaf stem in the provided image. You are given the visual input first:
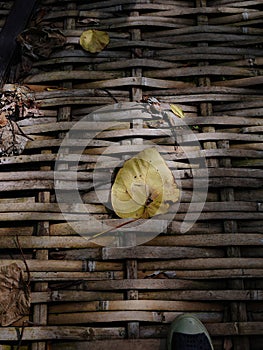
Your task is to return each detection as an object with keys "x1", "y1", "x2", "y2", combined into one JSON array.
[{"x1": 86, "y1": 217, "x2": 140, "y2": 241}]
